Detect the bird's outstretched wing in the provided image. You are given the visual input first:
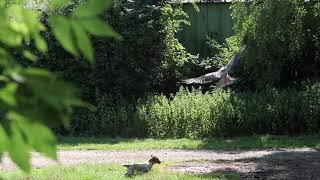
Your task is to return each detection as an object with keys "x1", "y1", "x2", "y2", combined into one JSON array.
[
  {"x1": 222, "y1": 45, "x2": 247, "y2": 77},
  {"x1": 182, "y1": 68, "x2": 224, "y2": 84},
  {"x1": 181, "y1": 45, "x2": 246, "y2": 86}
]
